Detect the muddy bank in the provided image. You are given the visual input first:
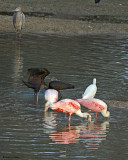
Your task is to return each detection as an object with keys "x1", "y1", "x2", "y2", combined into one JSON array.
[
  {"x1": 0, "y1": 14, "x2": 128, "y2": 35},
  {"x1": 0, "y1": 0, "x2": 128, "y2": 34}
]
